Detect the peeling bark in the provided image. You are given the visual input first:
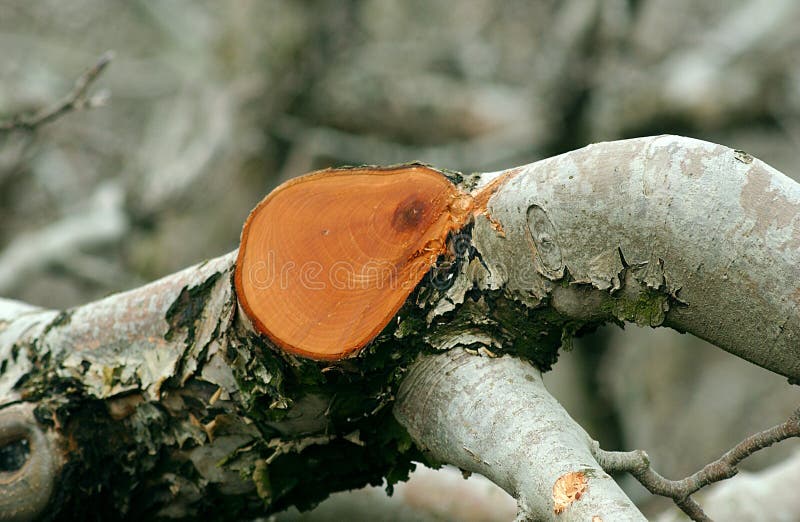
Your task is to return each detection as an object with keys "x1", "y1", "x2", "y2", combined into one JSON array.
[
  {"x1": 0, "y1": 136, "x2": 797, "y2": 520},
  {"x1": 0, "y1": 254, "x2": 425, "y2": 520}
]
